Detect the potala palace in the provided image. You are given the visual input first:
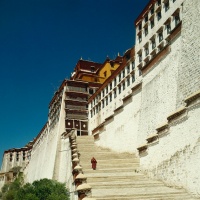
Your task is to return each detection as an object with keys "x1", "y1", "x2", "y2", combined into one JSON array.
[{"x1": 1, "y1": 0, "x2": 200, "y2": 199}]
